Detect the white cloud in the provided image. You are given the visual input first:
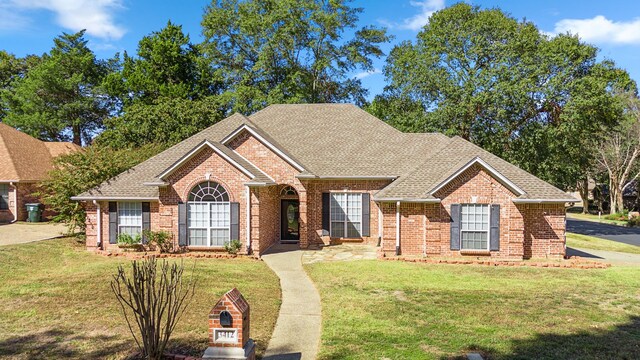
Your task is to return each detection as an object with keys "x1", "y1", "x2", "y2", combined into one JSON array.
[
  {"x1": 552, "y1": 15, "x2": 640, "y2": 45},
  {"x1": 355, "y1": 68, "x2": 382, "y2": 80},
  {"x1": 399, "y1": 0, "x2": 445, "y2": 31},
  {"x1": 0, "y1": 3, "x2": 30, "y2": 30},
  {"x1": 1, "y1": 0, "x2": 126, "y2": 39}
]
